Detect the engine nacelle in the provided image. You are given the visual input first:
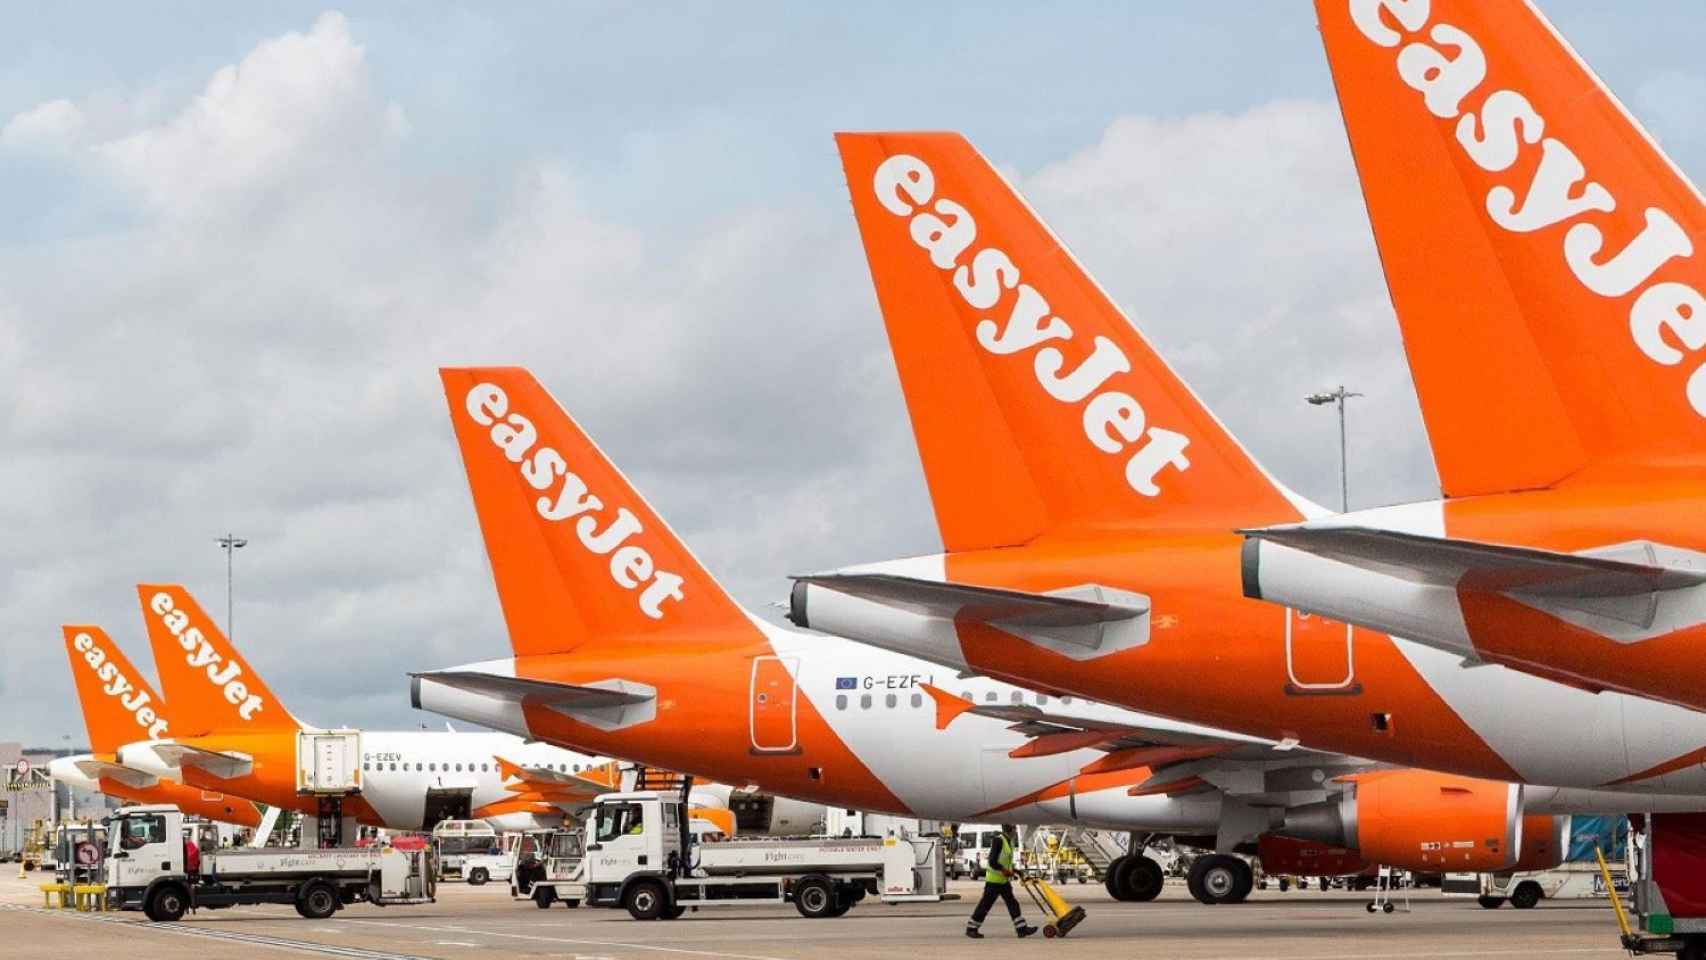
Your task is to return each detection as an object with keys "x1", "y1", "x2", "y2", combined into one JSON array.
[
  {"x1": 1256, "y1": 834, "x2": 1367, "y2": 878},
  {"x1": 1281, "y1": 769, "x2": 1523, "y2": 872},
  {"x1": 1509, "y1": 814, "x2": 1568, "y2": 873},
  {"x1": 686, "y1": 784, "x2": 826, "y2": 837}
]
